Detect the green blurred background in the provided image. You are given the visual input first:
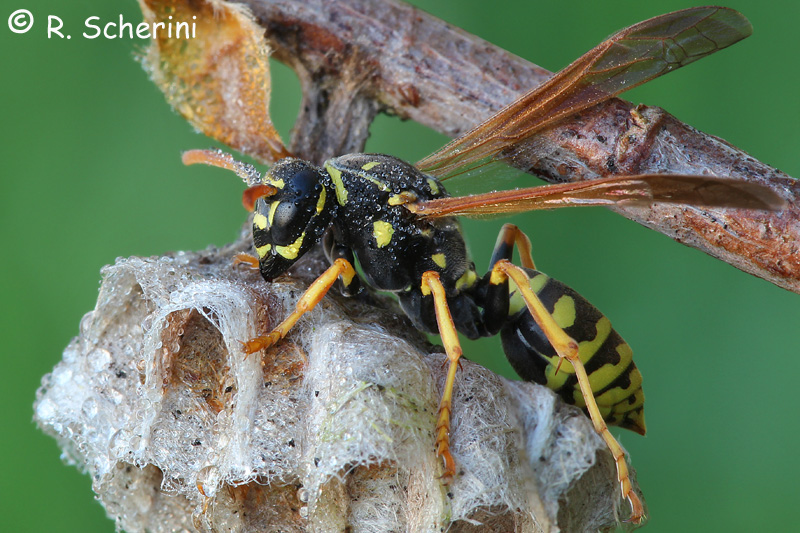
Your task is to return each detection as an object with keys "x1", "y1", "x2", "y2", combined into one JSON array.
[{"x1": 2, "y1": 0, "x2": 798, "y2": 531}]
